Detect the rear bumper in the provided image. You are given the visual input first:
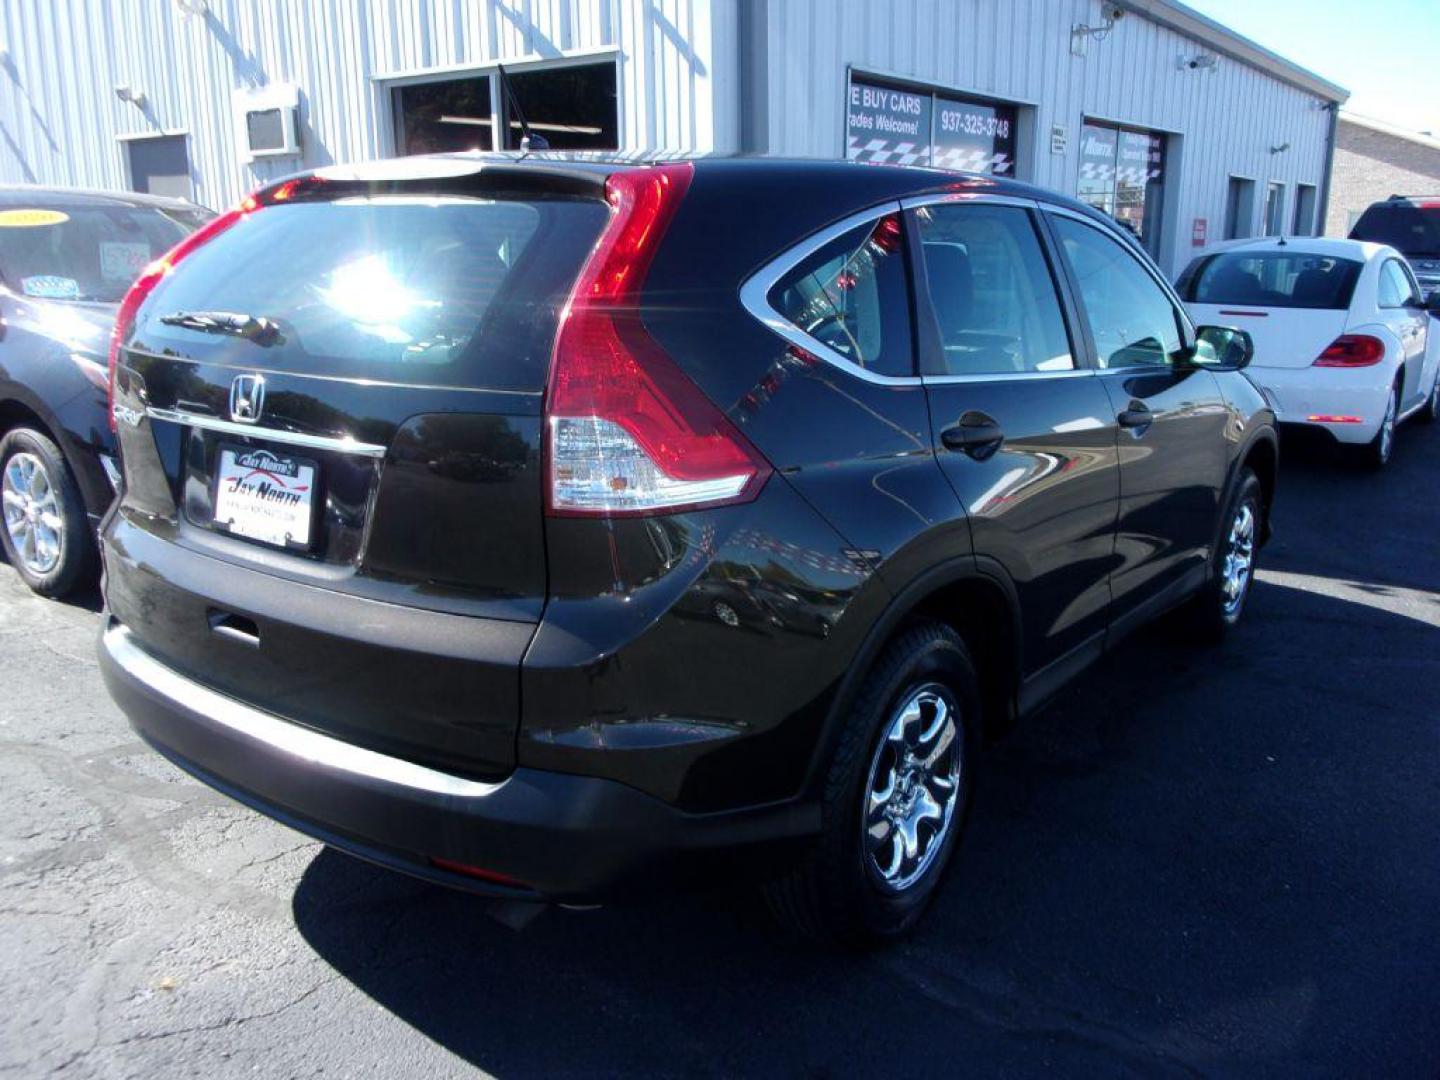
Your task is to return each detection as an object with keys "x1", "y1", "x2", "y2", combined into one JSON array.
[
  {"x1": 99, "y1": 621, "x2": 818, "y2": 901},
  {"x1": 1247, "y1": 364, "x2": 1391, "y2": 444}
]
